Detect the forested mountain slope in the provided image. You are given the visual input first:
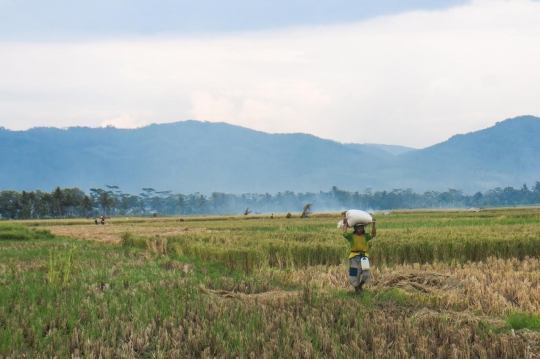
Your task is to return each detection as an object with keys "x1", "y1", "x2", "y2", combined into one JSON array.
[
  {"x1": 1, "y1": 115, "x2": 539, "y2": 194},
  {"x1": 396, "y1": 115, "x2": 540, "y2": 192}
]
